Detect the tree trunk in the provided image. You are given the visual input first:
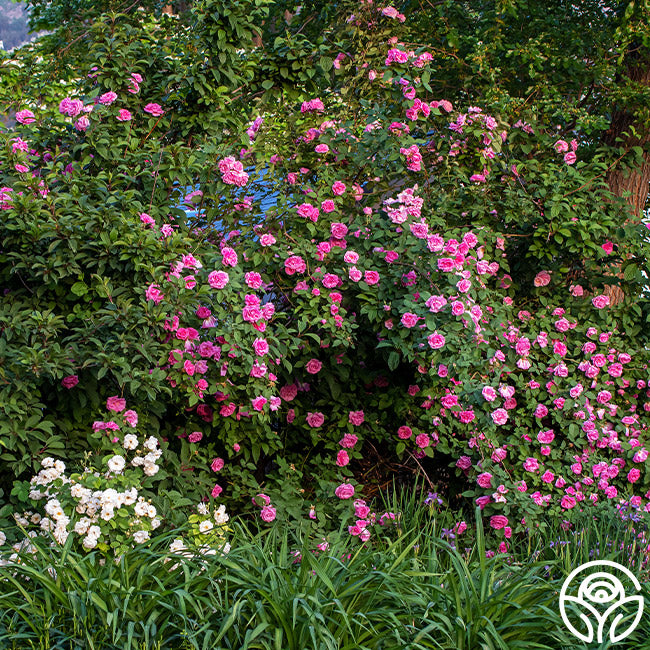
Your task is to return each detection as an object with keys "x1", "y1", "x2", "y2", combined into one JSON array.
[{"x1": 602, "y1": 53, "x2": 650, "y2": 305}]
